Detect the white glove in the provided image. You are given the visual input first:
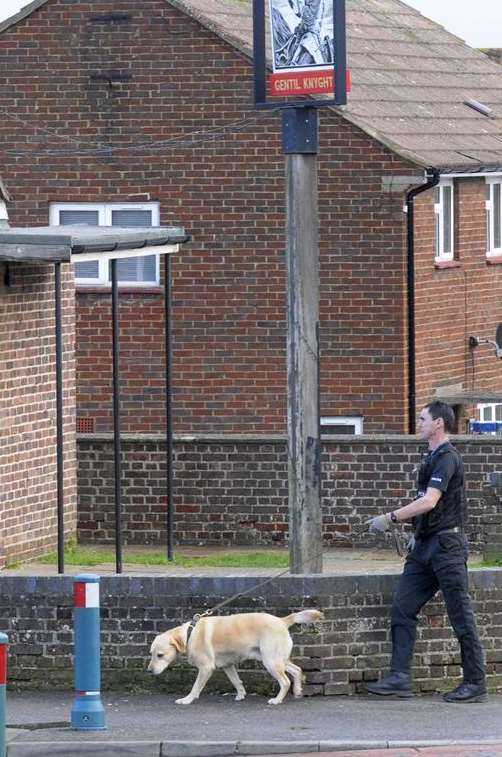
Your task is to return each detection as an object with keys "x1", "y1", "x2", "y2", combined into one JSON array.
[{"x1": 367, "y1": 513, "x2": 392, "y2": 534}]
